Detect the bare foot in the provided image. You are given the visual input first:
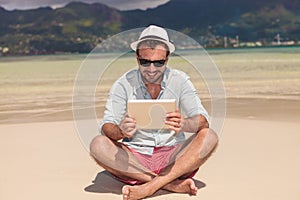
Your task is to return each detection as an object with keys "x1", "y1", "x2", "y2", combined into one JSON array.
[
  {"x1": 121, "y1": 178, "x2": 197, "y2": 199},
  {"x1": 122, "y1": 184, "x2": 152, "y2": 200},
  {"x1": 164, "y1": 178, "x2": 198, "y2": 195}
]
